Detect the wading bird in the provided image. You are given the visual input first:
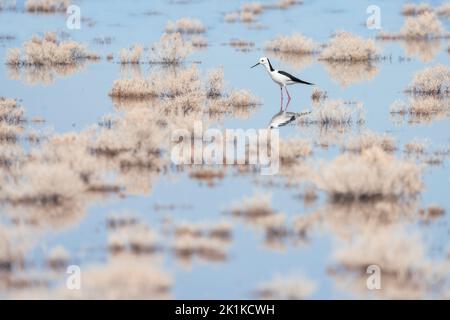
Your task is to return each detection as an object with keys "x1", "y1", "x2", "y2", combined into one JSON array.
[{"x1": 251, "y1": 57, "x2": 314, "y2": 109}]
